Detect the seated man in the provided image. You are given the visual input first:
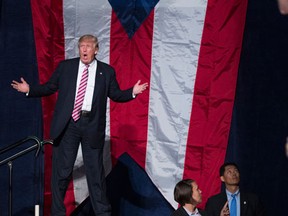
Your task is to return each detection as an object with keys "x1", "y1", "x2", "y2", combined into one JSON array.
[{"x1": 205, "y1": 162, "x2": 265, "y2": 216}]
